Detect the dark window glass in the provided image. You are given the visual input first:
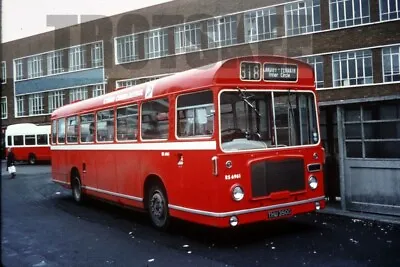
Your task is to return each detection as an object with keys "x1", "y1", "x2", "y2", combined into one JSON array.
[
  {"x1": 117, "y1": 105, "x2": 138, "y2": 141},
  {"x1": 14, "y1": 135, "x2": 23, "y2": 146},
  {"x1": 25, "y1": 135, "x2": 35, "y2": 145},
  {"x1": 141, "y1": 98, "x2": 169, "y2": 140},
  {"x1": 37, "y1": 134, "x2": 48, "y2": 145}
]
